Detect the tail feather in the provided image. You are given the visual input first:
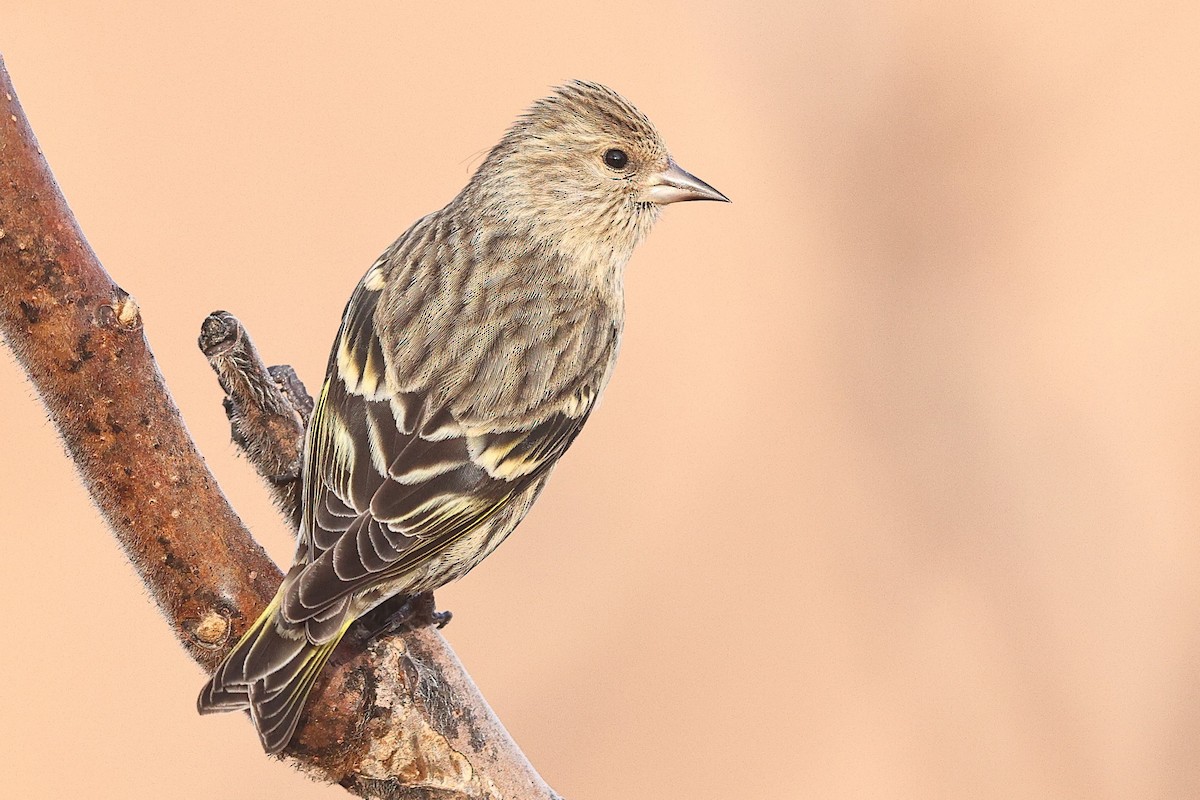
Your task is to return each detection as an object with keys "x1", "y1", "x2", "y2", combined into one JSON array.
[
  {"x1": 197, "y1": 596, "x2": 284, "y2": 713},
  {"x1": 248, "y1": 636, "x2": 343, "y2": 752},
  {"x1": 197, "y1": 595, "x2": 352, "y2": 754},
  {"x1": 251, "y1": 638, "x2": 342, "y2": 750}
]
